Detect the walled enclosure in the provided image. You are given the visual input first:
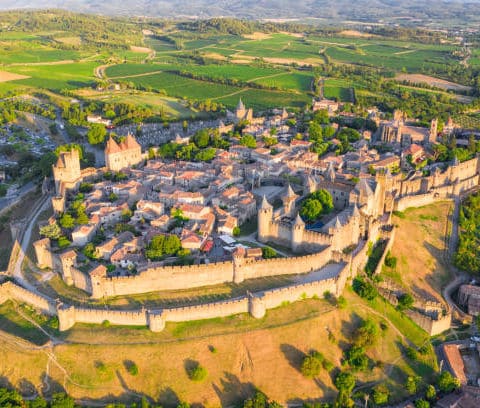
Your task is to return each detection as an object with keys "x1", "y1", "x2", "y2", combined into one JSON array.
[{"x1": 19, "y1": 149, "x2": 479, "y2": 333}]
